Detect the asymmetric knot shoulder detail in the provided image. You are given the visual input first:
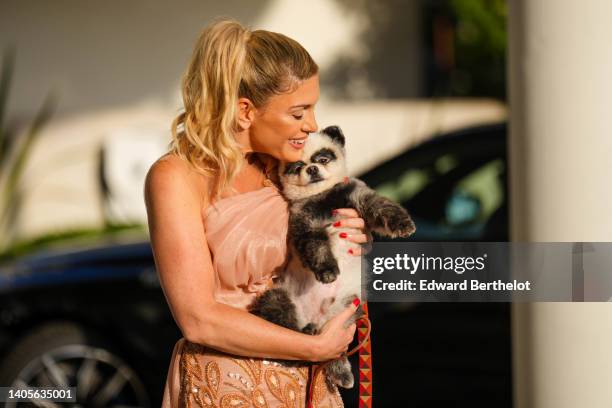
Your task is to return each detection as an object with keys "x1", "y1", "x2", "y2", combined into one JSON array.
[{"x1": 203, "y1": 186, "x2": 290, "y2": 310}]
